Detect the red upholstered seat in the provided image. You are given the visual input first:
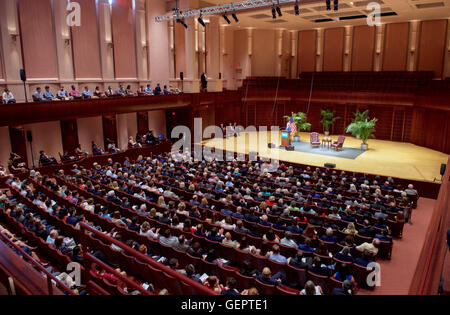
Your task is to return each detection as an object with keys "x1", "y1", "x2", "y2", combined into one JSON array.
[
  {"x1": 310, "y1": 132, "x2": 321, "y2": 148},
  {"x1": 331, "y1": 135, "x2": 345, "y2": 151}
]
